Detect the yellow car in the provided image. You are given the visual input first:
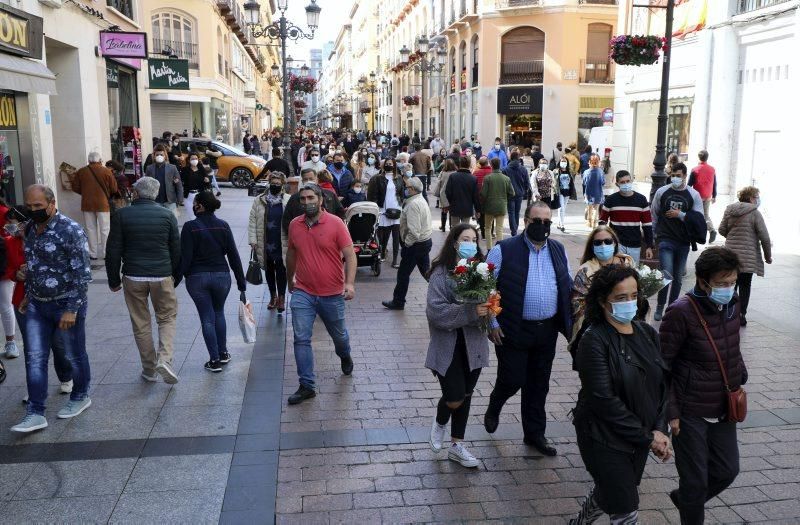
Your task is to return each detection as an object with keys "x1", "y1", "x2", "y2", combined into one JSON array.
[{"x1": 179, "y1": 138, "x2": 266, "y2": 187}]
